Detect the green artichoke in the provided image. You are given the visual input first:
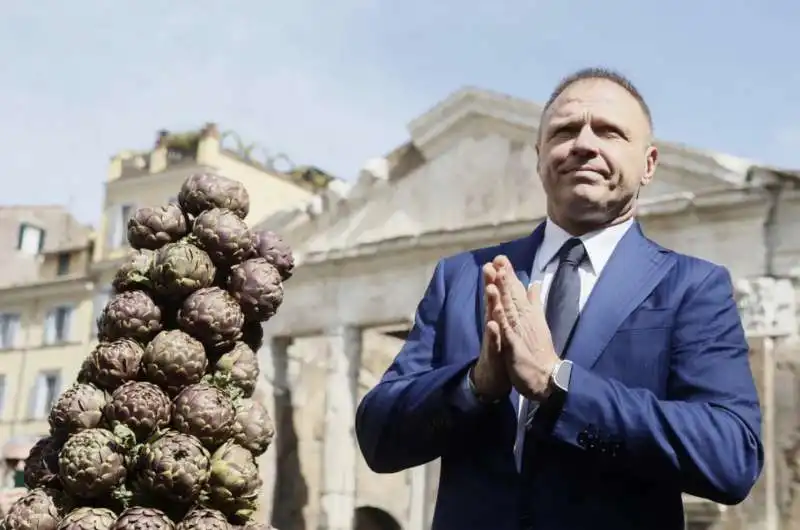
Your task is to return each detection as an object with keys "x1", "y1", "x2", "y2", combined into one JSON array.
[
  {"x1": 171, "y1": 383, "x2": 235, "y2": 449},
  {"x1": 58, "y1": 429, "x2": 127, "y2": 499},
  {"x1": 24, "y1": 436, "x2": 62, "y2": 490},
  {"x1": 2, "y1": 488, "x2": 68, "y2": 530},
  {"x1": 191, "y1": 209, "x2": 256, "y2": 268},
  {"x1": 206, "y1": 441, "x2": 262, "y2": 522},
  {"x1": 105, "y1": 381, "x2": 171, "y2": 443},
  {"x1": 150, "y1": 241, "x2": 216, "y2": 299},
  {"x1": 97, "y1": 291, "x2": 162, "y2": 344},
  {"x1": 227, "y1": 259, "x2": 283, "y2": 322},
  {"x1": 142, "y1": 330, "x2": 208, "y2": 396},
  {"x1": 253, "y1": 230, "x2": 294, "y2": 281},
  {"x1": 240, "y1": 321, "x2": 264, "y2": 352},
  {"x1": 178, "y1": 287, "x2": 244, "y2": 354},
  {"x1": 210, "y1": 342, "x2": 259, "y2": 398},
  {"x1": 48, "y1": 383, "x2": 108, "y2": 440},
  {"x1": 112, "y1": 249, "x2": 154, "y2": 293},
  {"x1": 83, "y1": 339, "x2": 144, "y2": 391},
  {"x1": 178, "y1": 173, "x2": 250, "y2": 219},
  {"x1": 133, "y1": 431, "x2": 210, "y2": 504},
  {"x1": 127, "y1": 203, "x2": 189, "y2": 250},
  {"x1": 231, "y1": 399, "x2": 274, "y2": 456},
  {"x1": 56, "y1": 507, "x2": 117, "y2": 530},
  {"x1": 109, "y1": 507, "x2": 175, "y2": 530},
  {"x1": 176, "y1": 508, "x2": 230, "y2": 530}
]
